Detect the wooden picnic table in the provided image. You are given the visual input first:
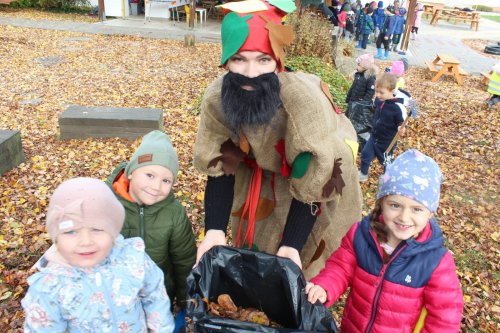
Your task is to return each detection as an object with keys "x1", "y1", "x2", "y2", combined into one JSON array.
[
  {"x1": 425, "y1": 53, "x2": 468, "y2": 85},
  {"x1": 430, "y1": 8, "x2": 480, "y2": 31},
  {"x1": 423, "y1": 4, "x2": 434, "y2": 19}
]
